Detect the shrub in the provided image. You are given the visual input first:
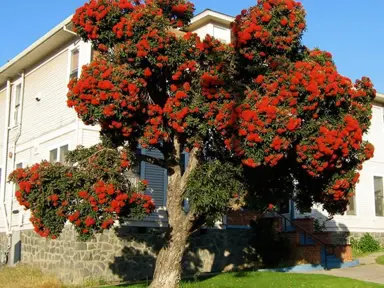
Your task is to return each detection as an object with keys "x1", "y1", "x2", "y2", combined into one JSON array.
[{"x1": 351, "y1": 233, "x2": 381, "y2": 253}]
